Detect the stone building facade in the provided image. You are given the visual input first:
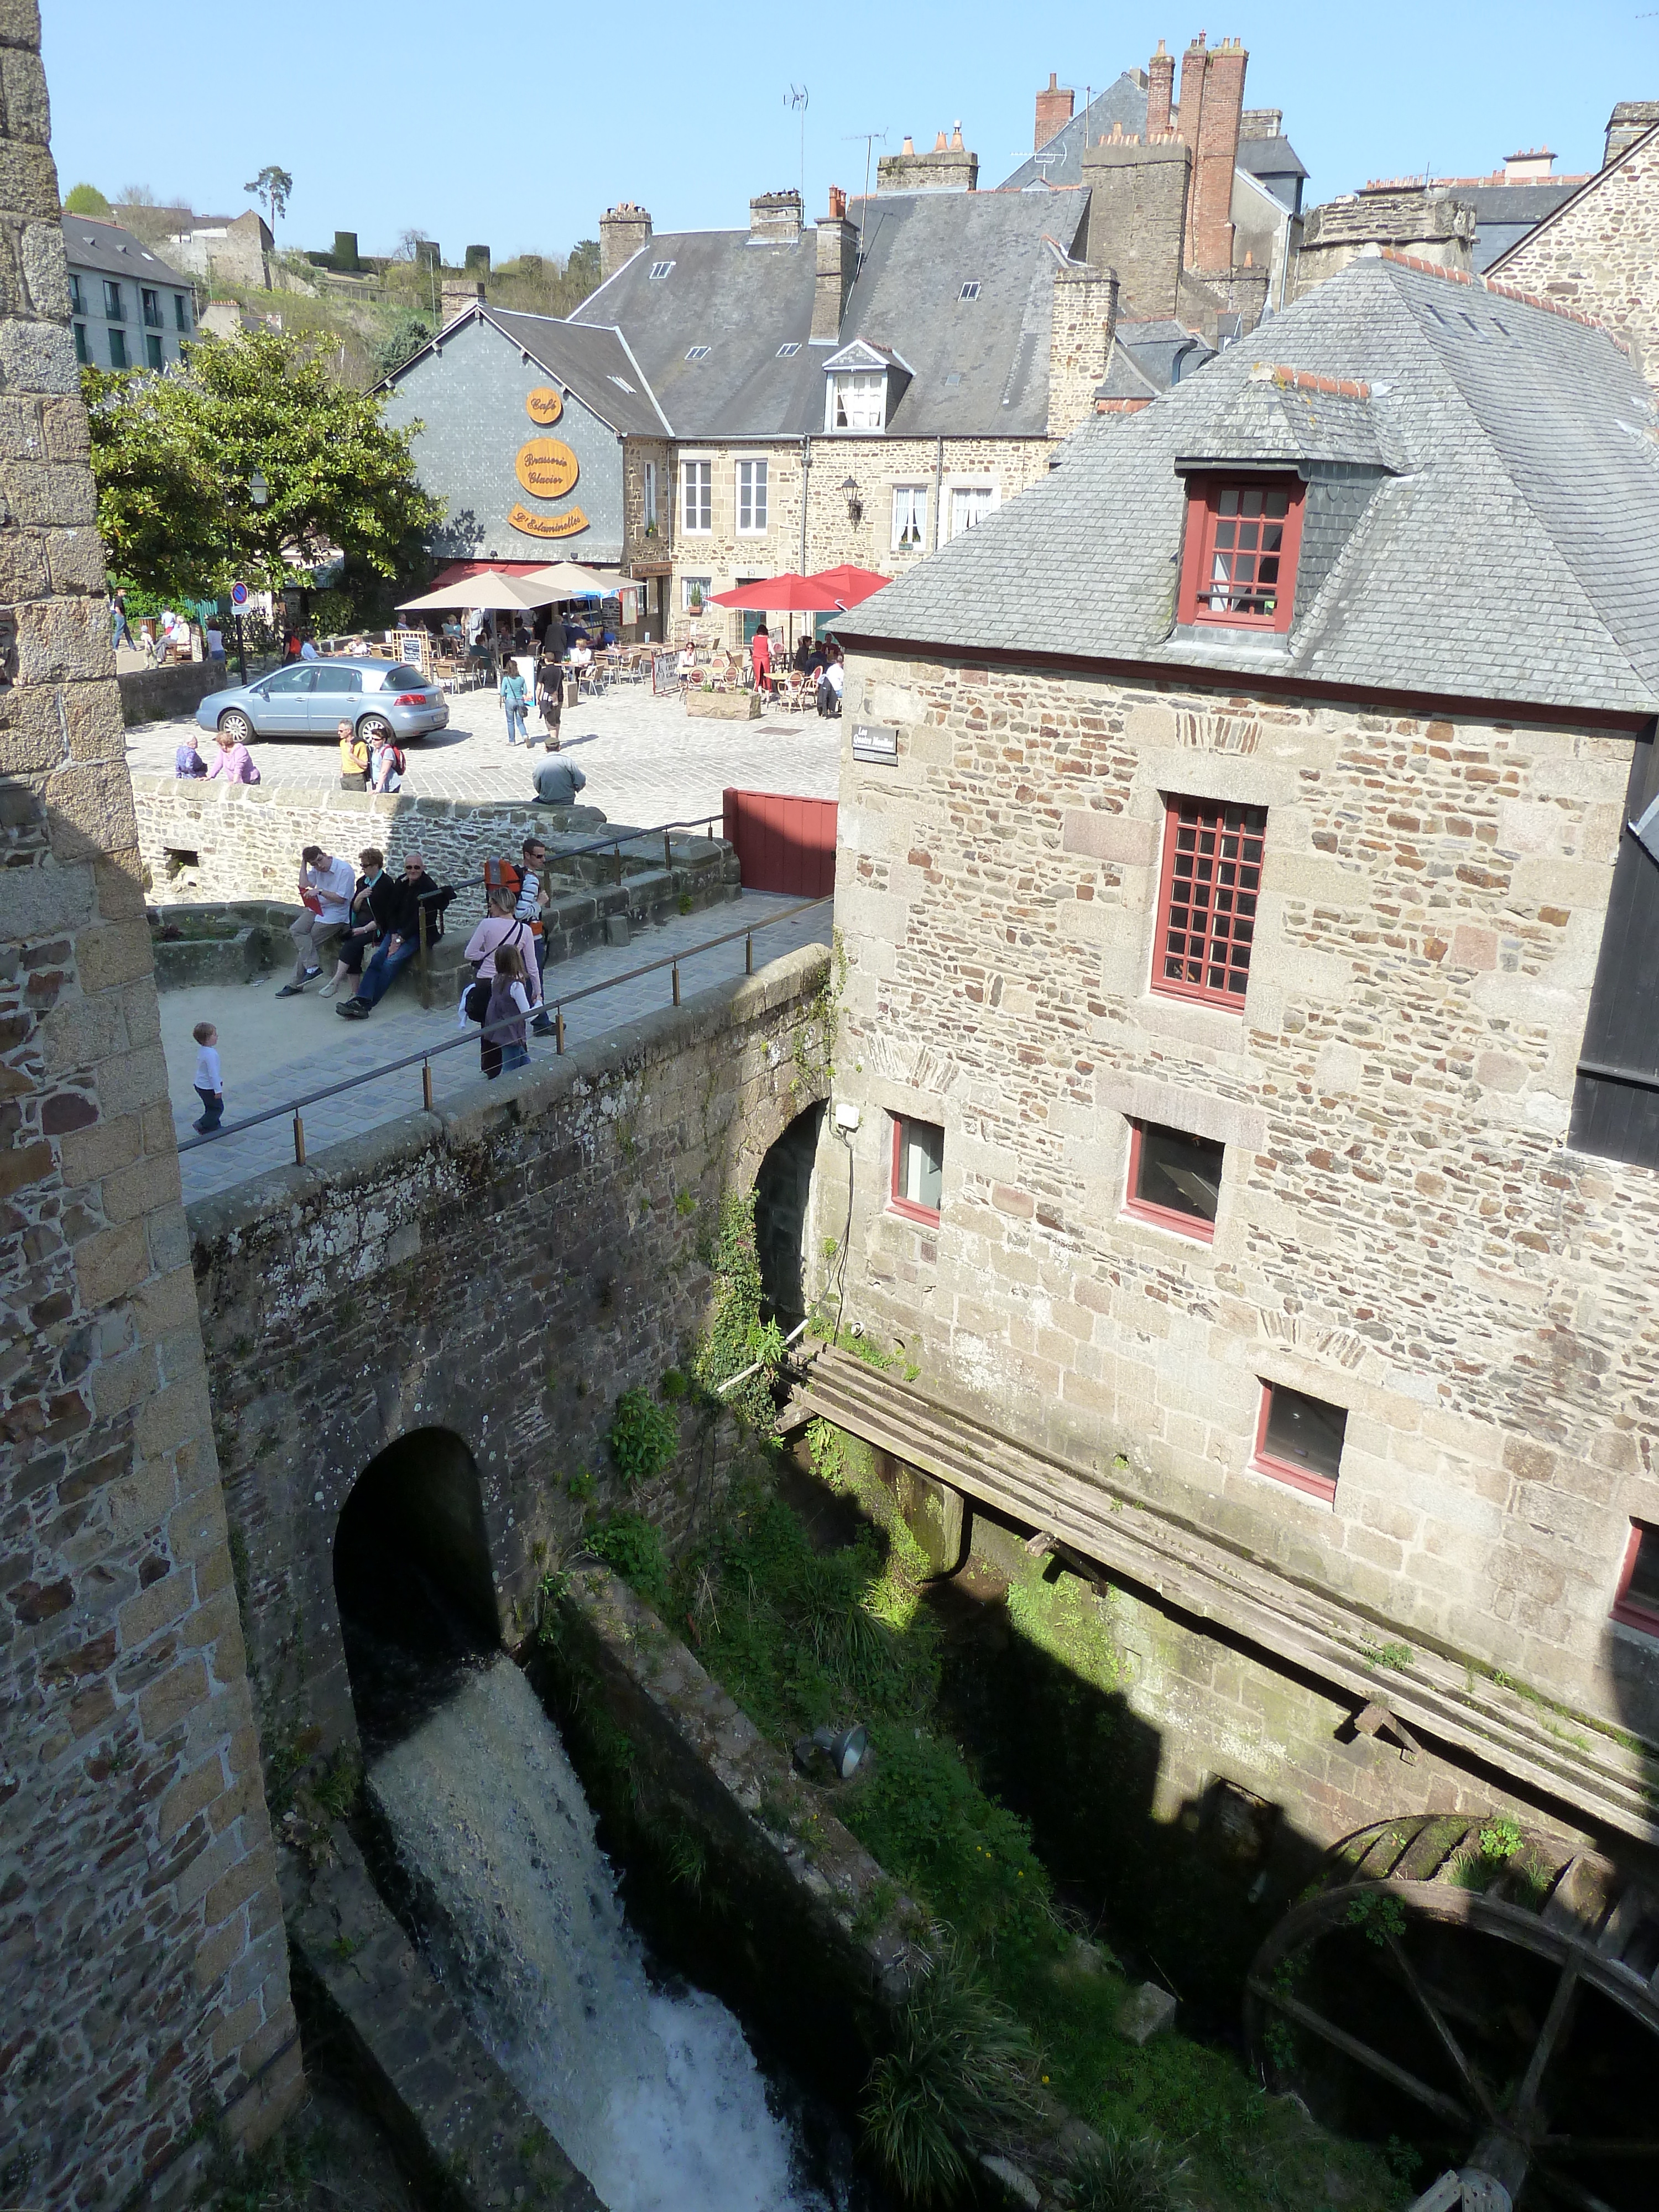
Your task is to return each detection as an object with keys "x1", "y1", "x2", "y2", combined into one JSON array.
[
  {"x1": 1, "y1": 8, "x2": 299, "y2": 2201},
  {"x1": 1489, "y1": 112, "x2": 1659, "y2": 380},
  {"x1": 815, "y1": 253, "x2": 1659, "y2": 1862}
]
